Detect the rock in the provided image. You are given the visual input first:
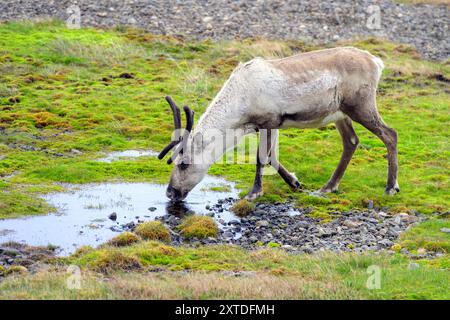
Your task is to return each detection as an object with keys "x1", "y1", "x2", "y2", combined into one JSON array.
[
  {"x1": 223, "y1": 232, "x2": 234, "y2": 240},
  {"x1": 440, "y1": 228, "x2": 450, "y2": 233},
  {"x1": 70, "y1": 148, "x2": 82, "y2": 155},
  {"x1": 148, "y1": 207, "x2": 157, "y2": 212},
  {"x1": 281, "y1": 244, "x2": 294, "y2": 251},
  {"x1": 202, "y1": 16, "x2": 213, "y2": 23},
  {"x1": 417, "y1": 248, "x2": 427, "y2": 255},
  {"x1": 379, "y1": 239, "x2": 394, "y2": 247},
  {"x1": 108, "y1": 212, "x2": 117, "y2": 221},
  {"x1": 127, "y1": 17, "x2": 137, "y2": 24},
  {"x1": 254, "y1": 210, "x2": 266, "y2": 216},
  {"x1": 255, "y1": 220, "x2": 269, "y2": 228},
  {"x1": 343, "y1": 220, "x2": 359, "y2": 228}
]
